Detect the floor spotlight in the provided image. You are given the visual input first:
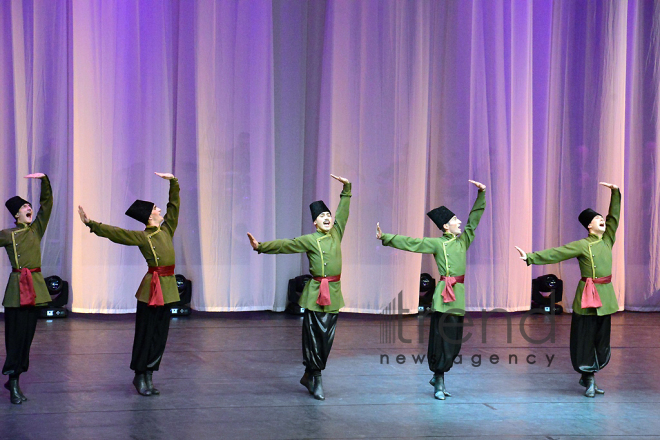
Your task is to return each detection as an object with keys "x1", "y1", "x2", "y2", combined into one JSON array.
[
  {"x1": 286, "y1": 275, "x2": 311, "y2": 315},
  {"x1": 531, "y1": 274, "x2": 563, "y2": 314},
  {"x1": 39, "y1": 275, "x2": 69, "y2": 319},
  {"x1": 418, "y1": 273, "x2": 436, "y2": 312},
  {"x1": 170, "y1": 274, "x2": 192, "y2": 317}
]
